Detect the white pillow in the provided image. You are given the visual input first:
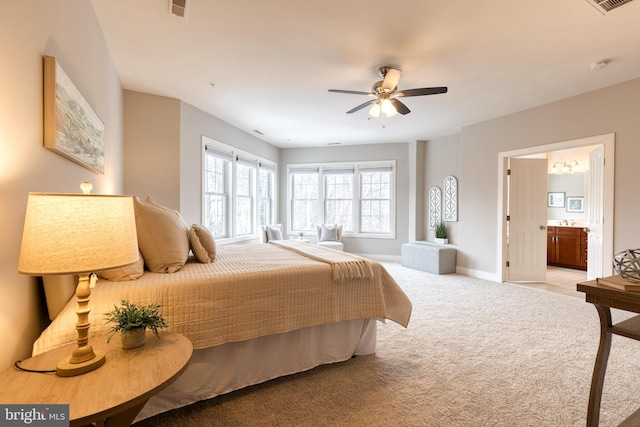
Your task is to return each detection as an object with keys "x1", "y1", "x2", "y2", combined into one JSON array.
[
  {"x1": 265, "y1": 224, "x2": 284, "y2": 241},
  {"x1": 320, "y1": 224, "x2": 339, "y2": 241}
]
